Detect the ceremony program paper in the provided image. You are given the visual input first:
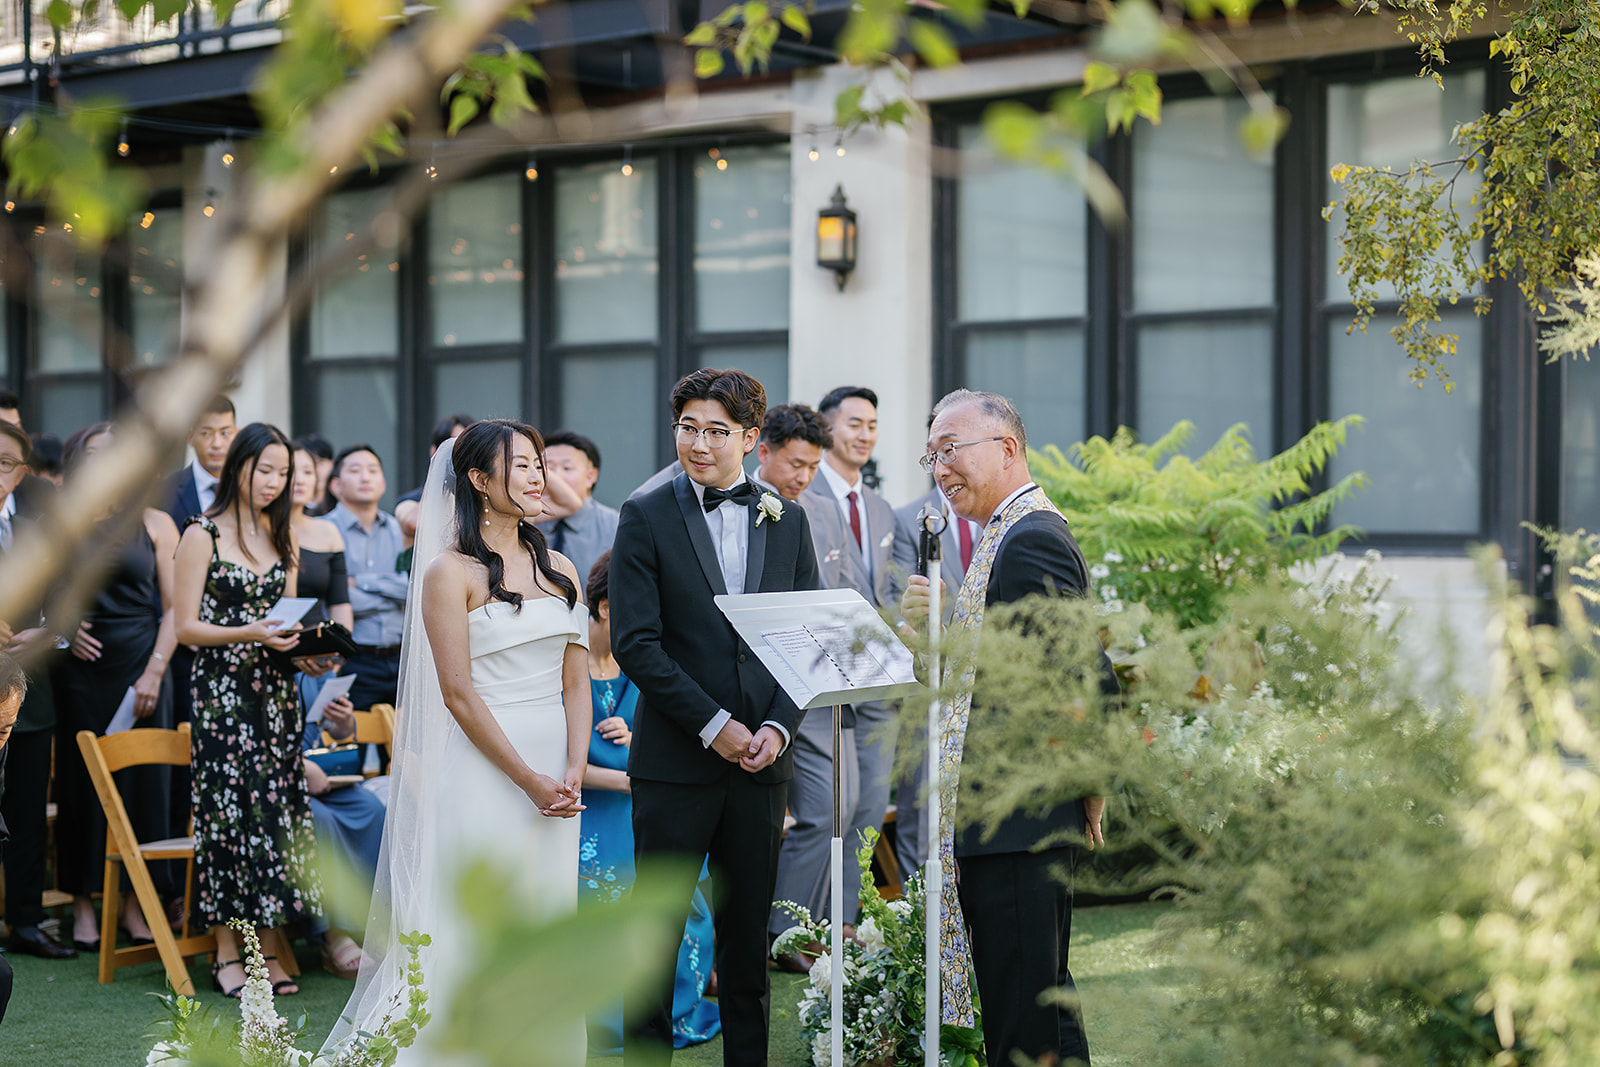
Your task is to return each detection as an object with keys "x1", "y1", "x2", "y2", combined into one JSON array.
[
  {"x1": 261, "y1": 597, "x2": 319, "y2": 630},
  {"x1": 762, "y1": 623, "x2": 909, "y2": 701}
]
